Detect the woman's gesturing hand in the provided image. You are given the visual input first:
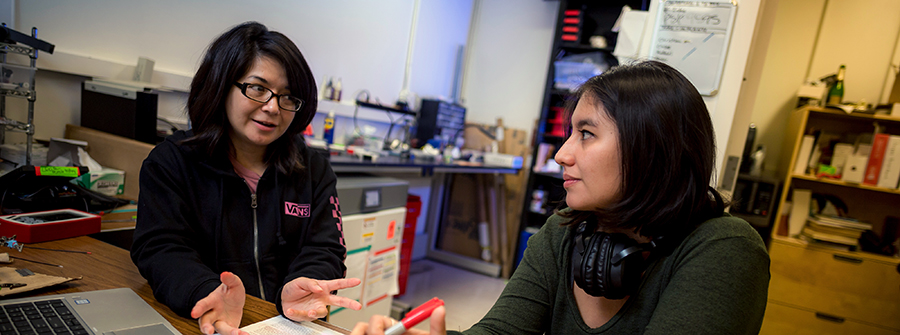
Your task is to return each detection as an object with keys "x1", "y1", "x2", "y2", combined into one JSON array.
[
  {"x1": 191, "y1": 272, "x2": 248, "y2": 335},
  {"x1": 281, "y1": 277, "x2": 363, "y2": 321}
]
